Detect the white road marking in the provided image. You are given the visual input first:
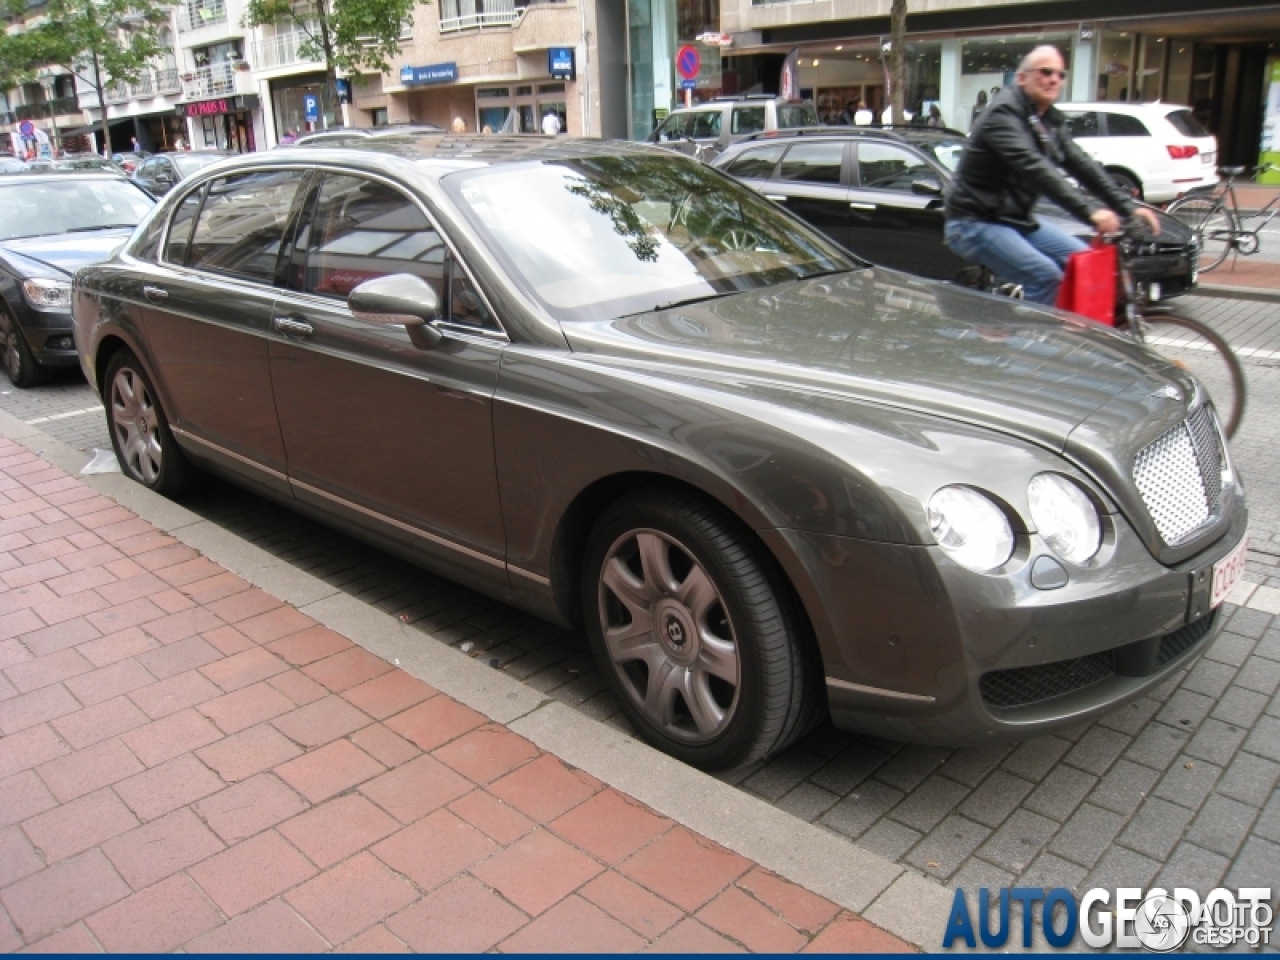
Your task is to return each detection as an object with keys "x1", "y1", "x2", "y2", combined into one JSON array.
[
  {"x1": 24, "y1": 405, "x2": 103, "y2": 425},
  {"x1": 1147, "y1": 336, "x2": 1280, "y2": 362}
]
